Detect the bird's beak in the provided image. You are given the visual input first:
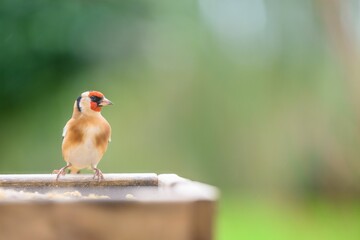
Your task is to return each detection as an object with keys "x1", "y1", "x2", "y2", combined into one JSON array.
[{"x1": 99, "y1": 97, "x2": 113, "y2": 106}]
